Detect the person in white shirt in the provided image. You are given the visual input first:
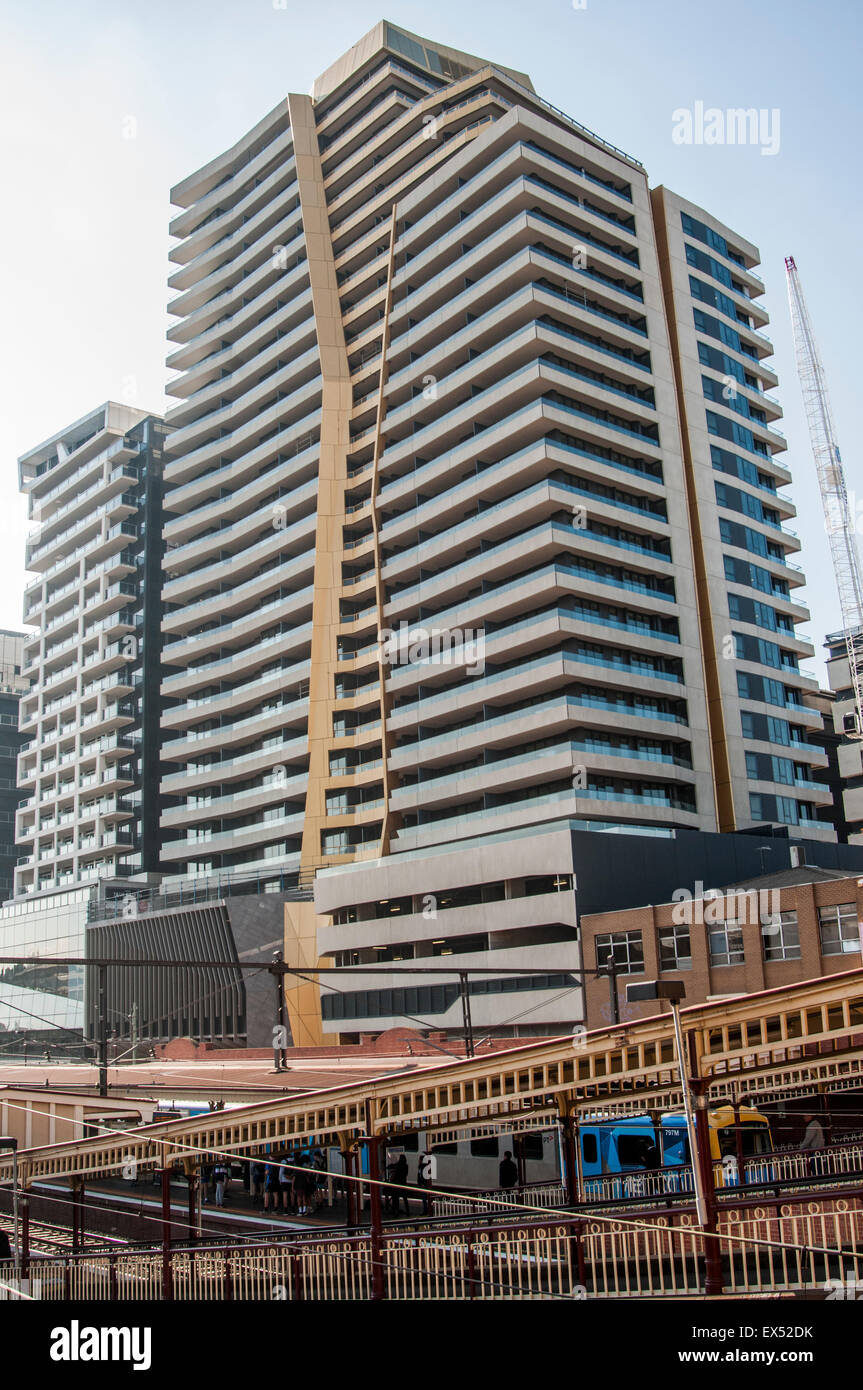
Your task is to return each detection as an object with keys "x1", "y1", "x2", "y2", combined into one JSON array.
[{"x1": 800, "y1": 1112, "x2": 825, "y2": 1150}]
